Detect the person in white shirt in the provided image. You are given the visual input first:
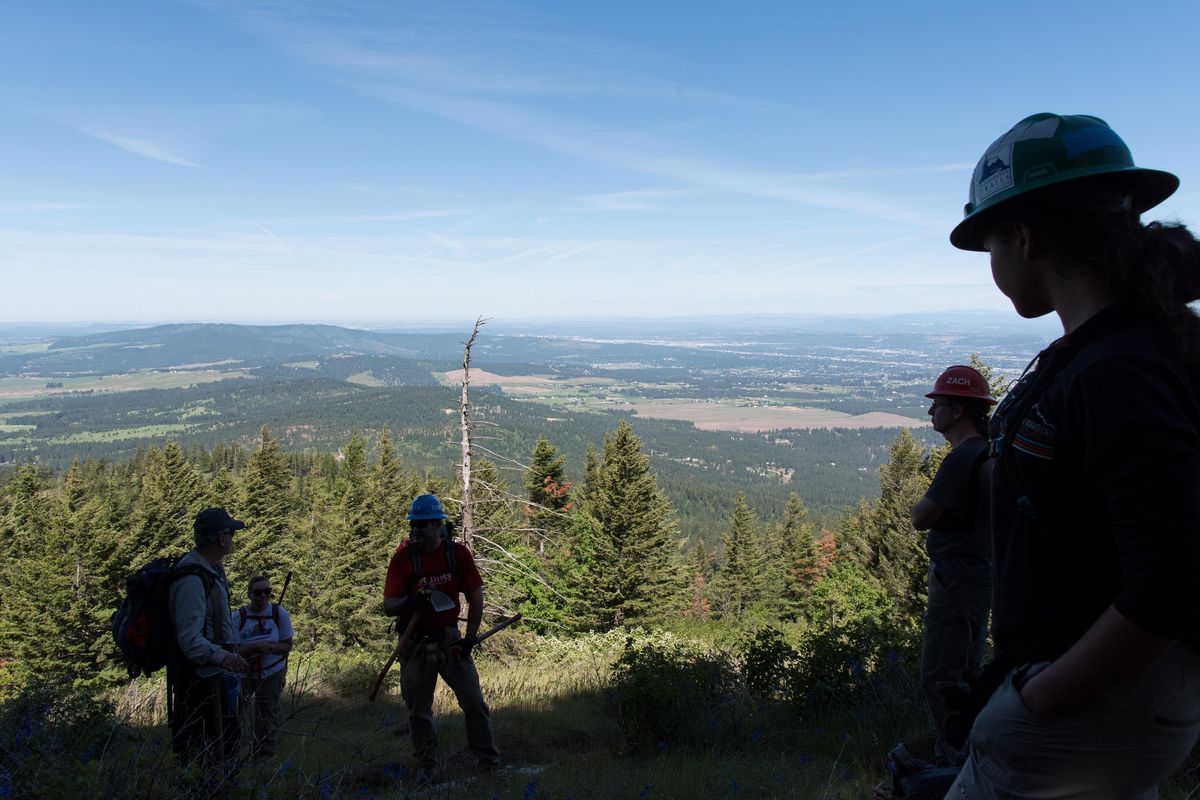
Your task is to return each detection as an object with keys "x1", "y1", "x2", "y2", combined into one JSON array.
[{"x1": 231, "y1": 574, "x2": 294, "y2": 759}]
